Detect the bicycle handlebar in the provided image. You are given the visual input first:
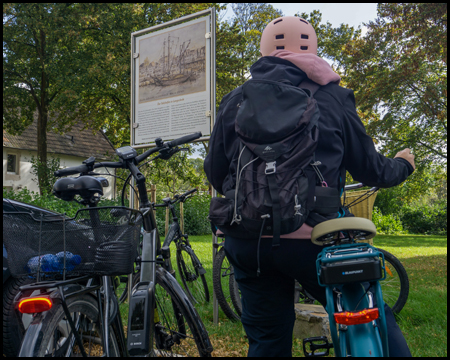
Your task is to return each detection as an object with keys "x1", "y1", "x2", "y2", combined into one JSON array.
[
  {"x1": 154, "y1": 189, "x2": 198, "y2": 208},
  {"x1": 175, "y1": 188, "x2": 197, "y2": 201},
  {"x1": 54, "y1": 132, "x2": 202, "y2": 178},
  {"x1": 344, "y1": 183, "x2": 379, "y2": 192}
]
